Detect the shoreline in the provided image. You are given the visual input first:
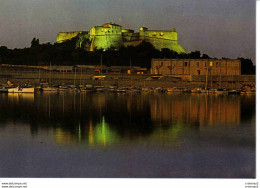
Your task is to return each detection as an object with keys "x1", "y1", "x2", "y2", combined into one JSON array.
[{"x1": 0, "y1": 70, "x2": 255, "y2": 90}]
